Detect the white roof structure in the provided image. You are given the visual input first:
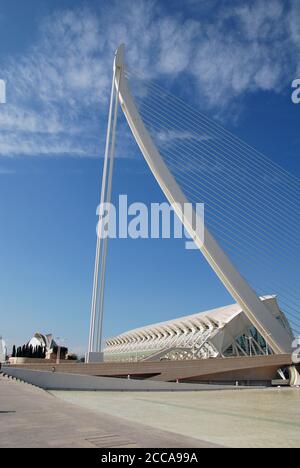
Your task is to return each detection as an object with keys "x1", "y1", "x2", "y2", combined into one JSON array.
[
  {"x1": 28, "y1": 333, "x2": 56, "y2": 351},
  {"x1": 0, "y1": 336, "x2": 7, "y2": 362},
  {"x1": 104, "y1": 296, "x2": 293, "y2": 362}
]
